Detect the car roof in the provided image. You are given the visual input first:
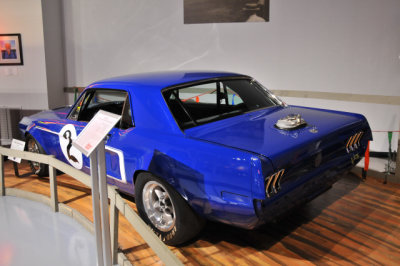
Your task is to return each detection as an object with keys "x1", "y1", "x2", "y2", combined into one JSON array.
[
  {"x1": 87, "y1": 70, "x2": 247, "y2": 91},
  {"x1": 83, "y1": 71, "x2": 251, "y2": 135}
]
